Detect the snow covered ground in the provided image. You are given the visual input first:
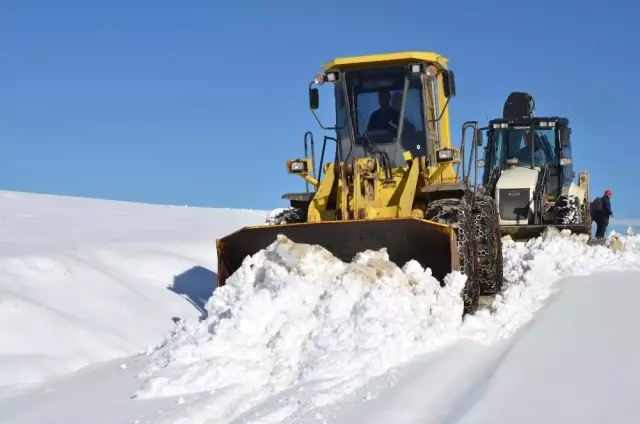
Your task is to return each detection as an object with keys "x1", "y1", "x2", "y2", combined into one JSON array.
[
  {"x1": 0, "y1": 190, "x2": 268, "y2": 390},
  {"x1": 2, "y1": 190, "x2": 640, "y2": 424}
]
